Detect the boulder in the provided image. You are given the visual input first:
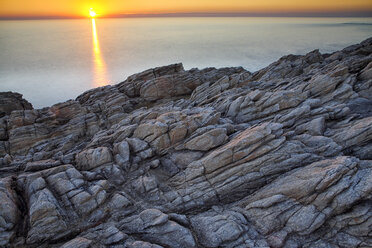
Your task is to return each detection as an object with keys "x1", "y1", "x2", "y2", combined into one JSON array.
[{"x1": 0, "y1": 92, "x2": 33, "y2": 117}]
